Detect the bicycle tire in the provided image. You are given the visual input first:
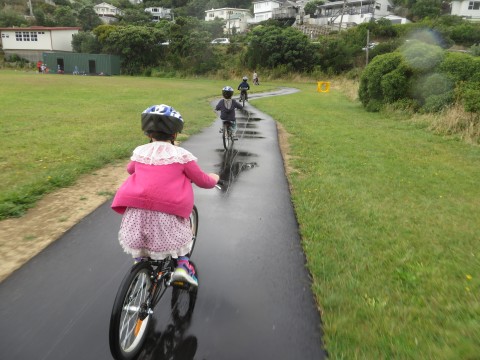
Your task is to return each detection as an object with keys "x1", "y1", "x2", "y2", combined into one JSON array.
[
  {"x1": 222, "y1": 122, "x2": 232, "y2": 151},
  {"x1": 187, "y1": 205, "x2": 199, "y2": 257},
  {"x1": 171, "y1": 261, "x2": 198, "y2": 324},
  {"x1": 109, "y1": 262, "x2": 154, "y2": 360}
]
